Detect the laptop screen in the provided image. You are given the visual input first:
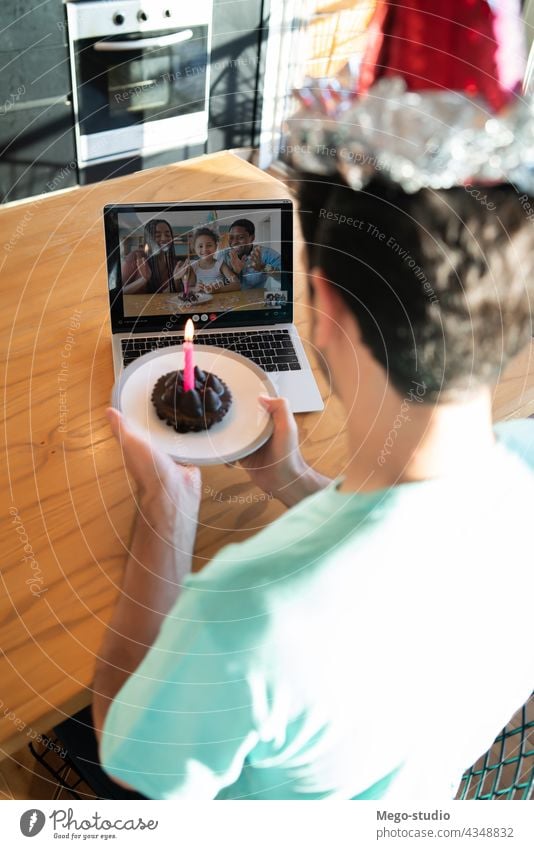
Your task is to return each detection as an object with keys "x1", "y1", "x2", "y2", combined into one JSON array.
[{"x1": 104, "y1": 200, "x2": 293, "y2": 334}]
